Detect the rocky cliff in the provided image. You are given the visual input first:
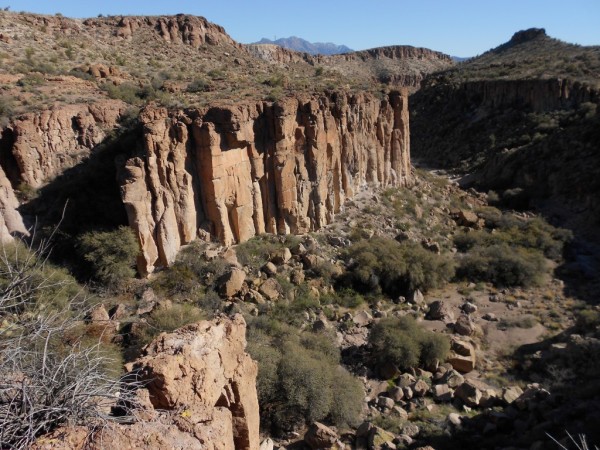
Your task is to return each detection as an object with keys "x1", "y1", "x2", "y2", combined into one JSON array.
[
  {"x1": 33, "y1": 314, "x2": 260, "y2": 450},
  {"x1": 119, "y1": 90, "x2": 412, "y2": 275},
  {"x1": 0, "y1": 100, "x2": 127, "y2": 189}
]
